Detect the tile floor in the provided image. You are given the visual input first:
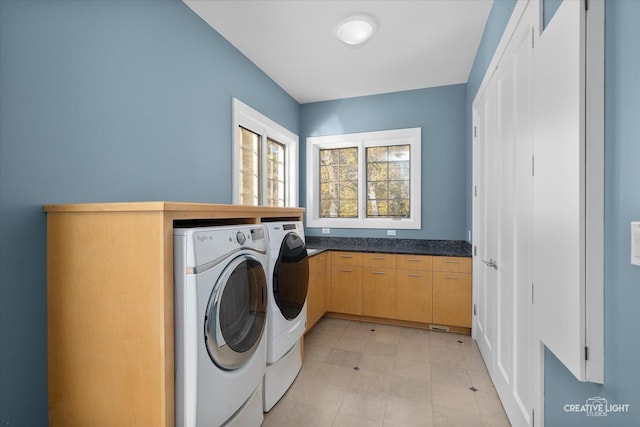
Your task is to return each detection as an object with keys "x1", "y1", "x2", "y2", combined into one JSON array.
[{"x1": 263, "y1": 317, "x2": 511, "y2": 427}]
